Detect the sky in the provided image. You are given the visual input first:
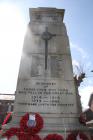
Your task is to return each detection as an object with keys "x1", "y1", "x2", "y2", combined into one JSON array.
[{"x1": 0, "y1": 0, "x2": 93, "y2": 110}]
